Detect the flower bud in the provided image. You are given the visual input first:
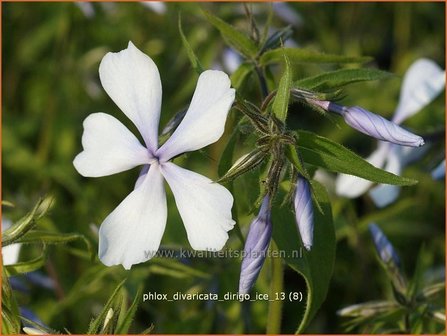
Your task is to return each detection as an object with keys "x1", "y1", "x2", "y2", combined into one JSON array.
[
  {"x1": 369, "y1": 223, "x2": 400, "y2": 267},
  {"x1": 307, "y1": 99, "x2": 425, "y2": 147},
  {"x1": 431, "y1": 159, "x2": 445, "y2": 180},
  {"x1": 340, "y1": 106, "x2": 424, "y2": 147},
  {"x1": 369, "y1": 223, "x2": 407, "y2": 295},
  {"x1": 238, "y1": 196, "x2": 272, "y2": 295},
  {"x1": 294, "y1": 176, "x2": 314, "y2": 250}
]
